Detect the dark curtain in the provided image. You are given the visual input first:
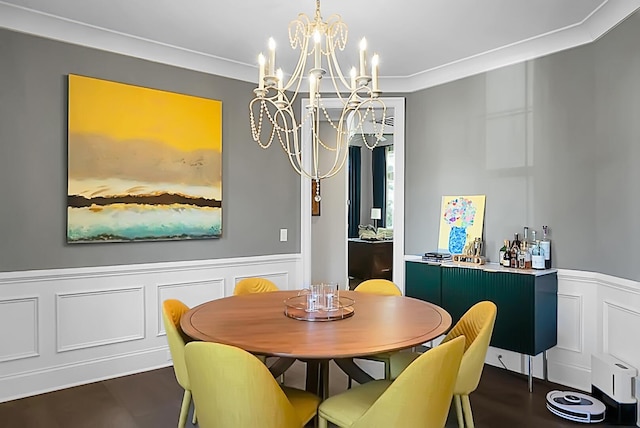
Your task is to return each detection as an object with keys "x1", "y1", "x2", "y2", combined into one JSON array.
[
  {"x1": 348, "y1": 146, "x2": 361, "y2": 238},
  {"x1": 372, "y1": 146, "x2": 387, "y2": 228}
]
